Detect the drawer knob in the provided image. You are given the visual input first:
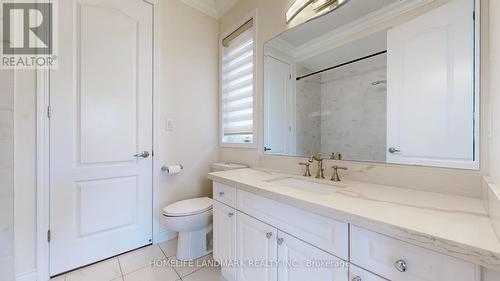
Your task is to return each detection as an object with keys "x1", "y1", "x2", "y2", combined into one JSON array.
[
  {"x1": 228, "y1": 212, "x2": 234, "y2": 218},
  {"x1": 277, "y1": 238, "x2": 284, "y2": 245},
  {"x1": 219, "y1": 192, "x2": 225, "y2": 196},
  {"x1": 394, "y1": 259, "x2": 407, "y2": 272},
  {"x1": 352, "y1": 277, "x2": 362, "y2": 281},
  {"x1": 266, "y1": 232, "x2": 273, "y2": 239}
]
